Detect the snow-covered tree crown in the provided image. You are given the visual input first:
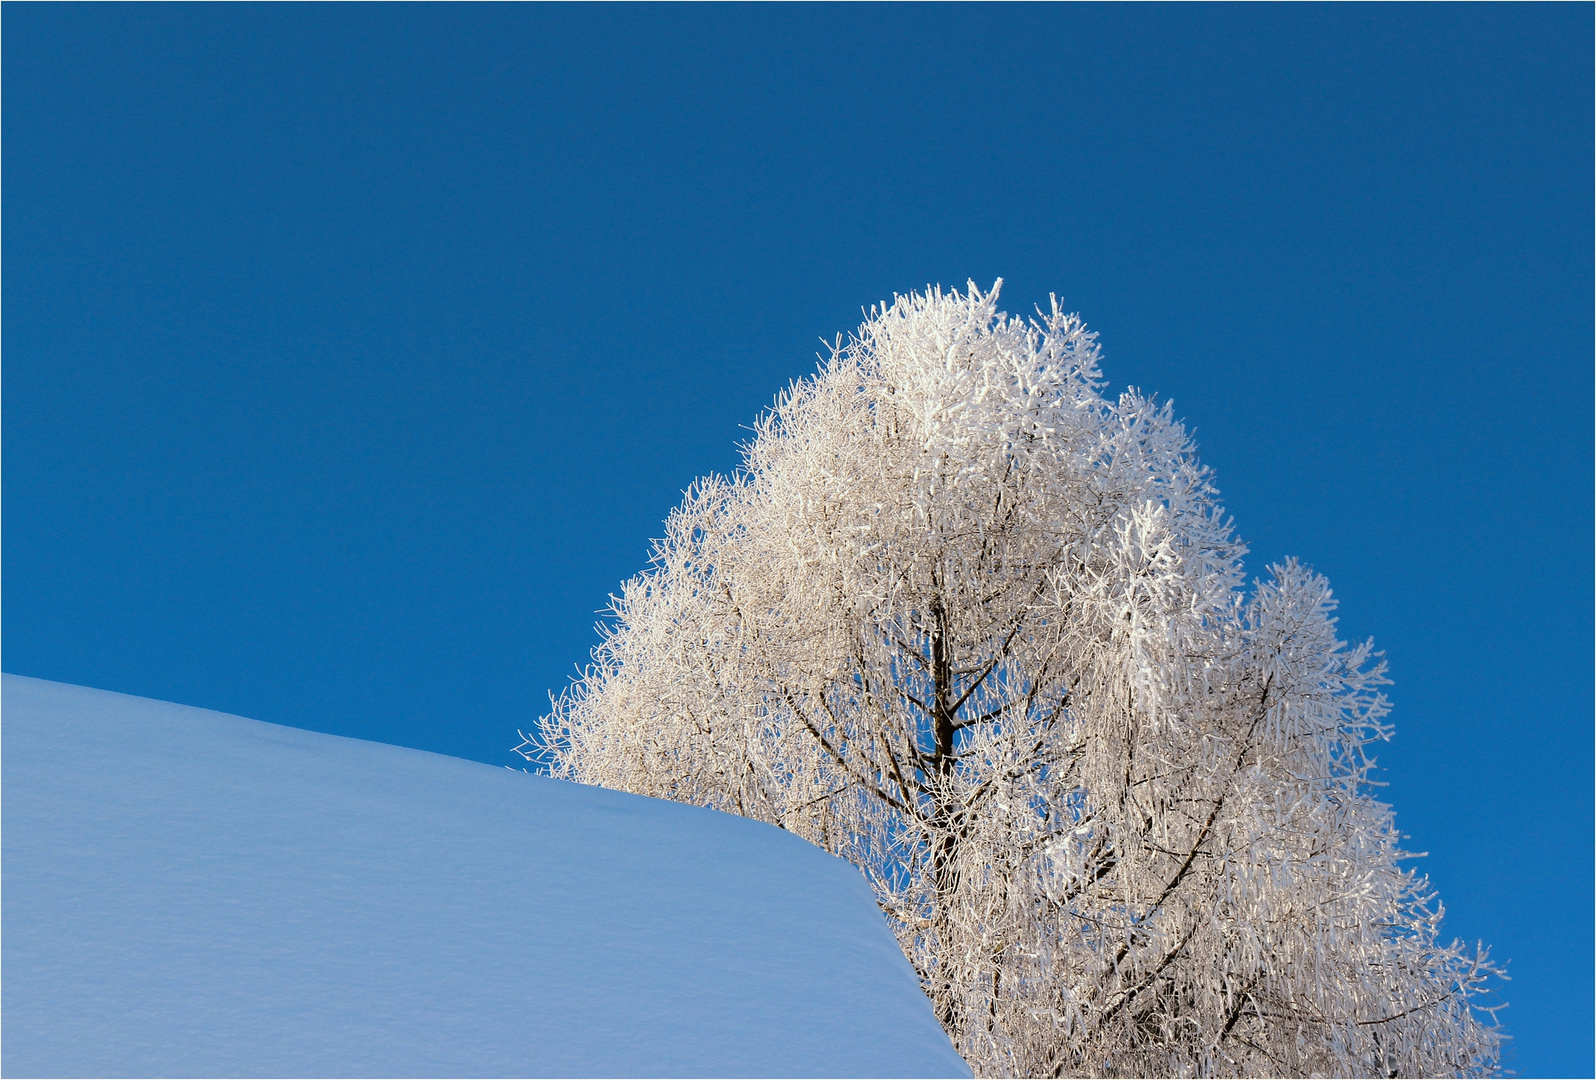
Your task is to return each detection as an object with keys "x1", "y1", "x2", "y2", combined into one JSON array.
[{"x1": 531, "y1": 282, "x2": 1503, "y2": 1077}]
